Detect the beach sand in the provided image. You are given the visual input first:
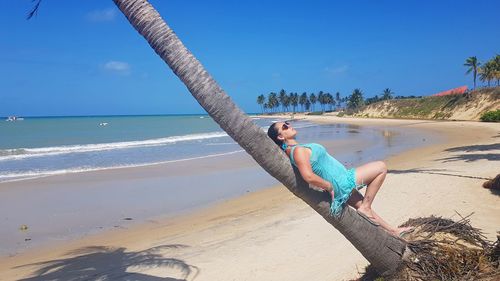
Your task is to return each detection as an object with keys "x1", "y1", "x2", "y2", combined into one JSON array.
[{"x1": 0, "y1": 116, "x2": 498, "y2": 281}]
